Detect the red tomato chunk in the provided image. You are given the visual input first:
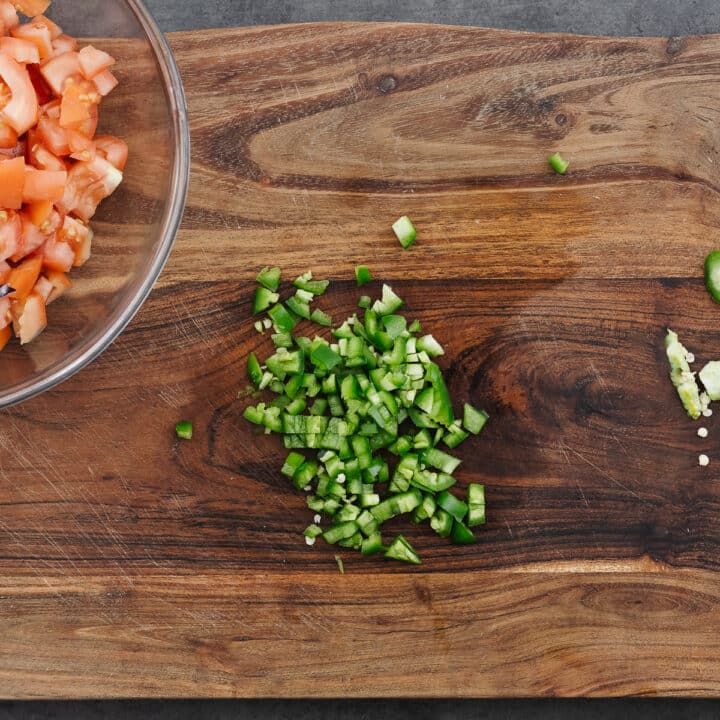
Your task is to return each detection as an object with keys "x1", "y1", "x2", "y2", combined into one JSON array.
[{"x1": 0, "y1": 0, "x2": 126, "y2": 350}]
